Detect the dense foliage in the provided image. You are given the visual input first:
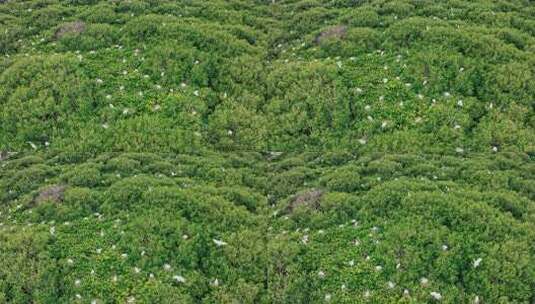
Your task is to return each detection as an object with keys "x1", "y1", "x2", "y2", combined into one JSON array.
[{"x1": 0, "y1": 0, "x2": 534, "y2": 303}]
